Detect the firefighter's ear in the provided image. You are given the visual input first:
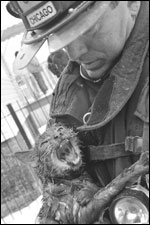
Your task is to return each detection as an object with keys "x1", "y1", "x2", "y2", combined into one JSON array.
[{"x1": 15, "y1": 150, "x2": 38, "y2": 167}]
